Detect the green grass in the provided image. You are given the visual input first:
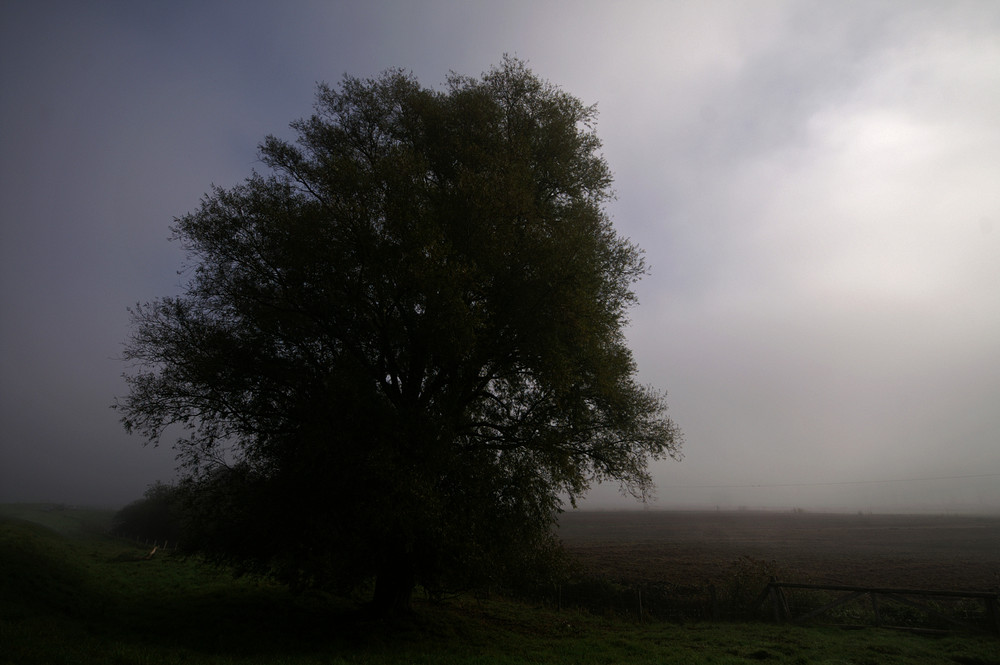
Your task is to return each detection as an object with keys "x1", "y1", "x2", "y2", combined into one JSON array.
[
  {"x1": 0, "y1": 503, "x2": 113, "y2": 536},
  {"x1": 1, "y1": 504, "x2": 996, "y2": 665}
]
